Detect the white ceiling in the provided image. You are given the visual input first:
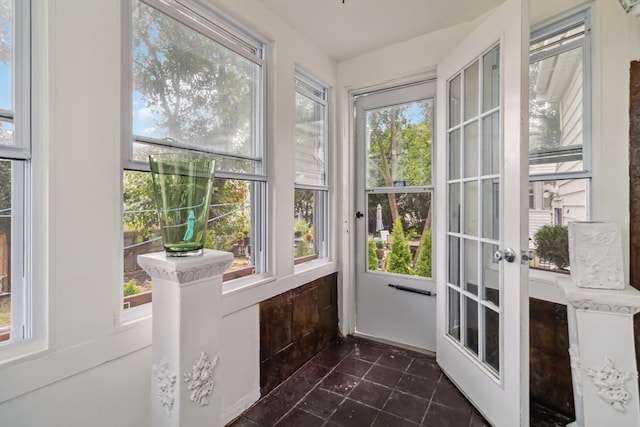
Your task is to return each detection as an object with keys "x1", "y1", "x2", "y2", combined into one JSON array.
[{"x1": 257, "y1": 0, "x2": 505, "y2": 61}]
